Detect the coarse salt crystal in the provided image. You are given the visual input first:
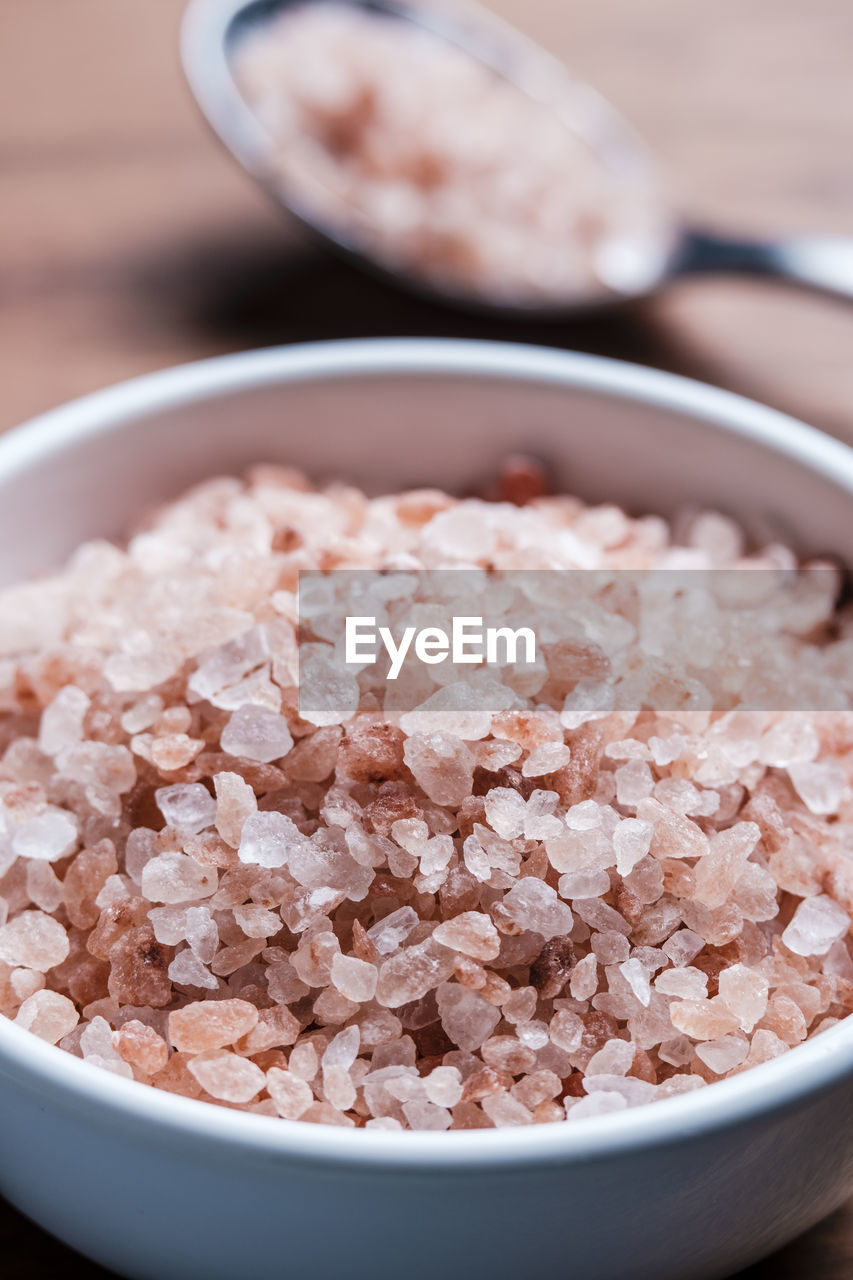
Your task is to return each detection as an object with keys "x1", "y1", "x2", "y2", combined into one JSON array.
[
  {"x1": 38, "y1": 686, "x2": 90, "y2": 756},
  {"x1": 220, "y1": 704, "x2": 293, "y2": 763},
  {"x1": 14, "y1": 989, "x2": 79, "y2": 1043},
  {"x1": 788, "y1": 761, "x2": 845, "y2": 815},
  {"x1": 783, "y1": 895, "x2": 850, "y2": 957},
  {"x1": 501, "y1": 879, "x2": 573, "y2": 939},
  {"x1": 432, "y1": 912, "x2": 500, "y2": 961},
  {"x1": 695, "y1": 1034, "x2": 749, "y2": 1074},
  {"x1": 169, "y1": 999, "x2": 259, "y2": 1052},
  {"x1": 238, "y1": 810, "x2": 306, "y2": 869},
  {"x1": 0, "y1": 911, "x2": 69, "y2": 971},
  {"x1": 12, "y1": 809, "x2": 78, "y2": 863},
  {"x1": 331, "y1": 952, "x2": 378, "y2": 1002},
  {"x1": 155, "y1": 783, "x2": 216, "y2": 834},
  {"x1": 188, "y1": 1050, "x2": 266, "y2": 1103},
  {"x1": 141, "y1": 853, "x2": 217, "y2": 904}
]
